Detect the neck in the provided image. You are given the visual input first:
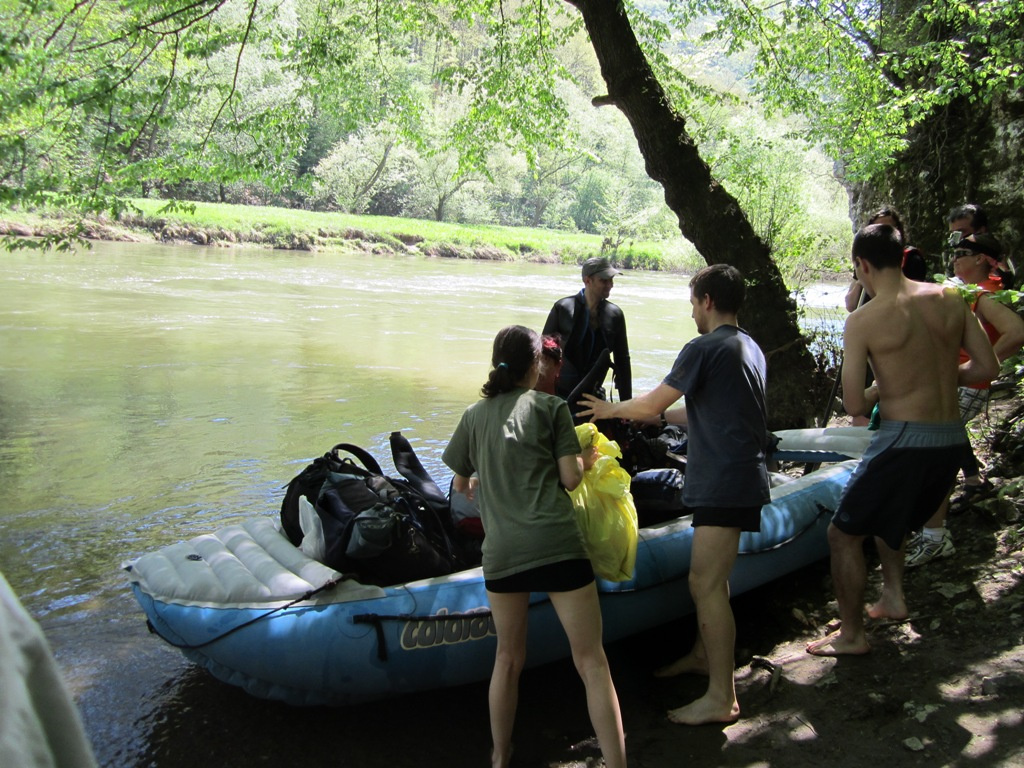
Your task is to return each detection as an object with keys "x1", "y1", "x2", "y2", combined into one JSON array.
[
  {"x1": 704, "y1": 311, "x2": 738, "y2": 334},
  {"x1": 864, "y1": 268, "x2": 903, "y2": 298}
]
